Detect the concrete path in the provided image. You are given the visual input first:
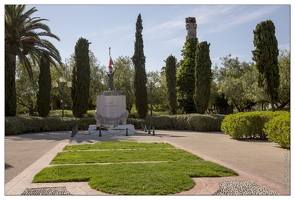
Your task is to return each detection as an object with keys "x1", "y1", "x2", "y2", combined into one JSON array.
[{"x1": 4, "y1": 130, "x2": 291, "y2": 195}]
